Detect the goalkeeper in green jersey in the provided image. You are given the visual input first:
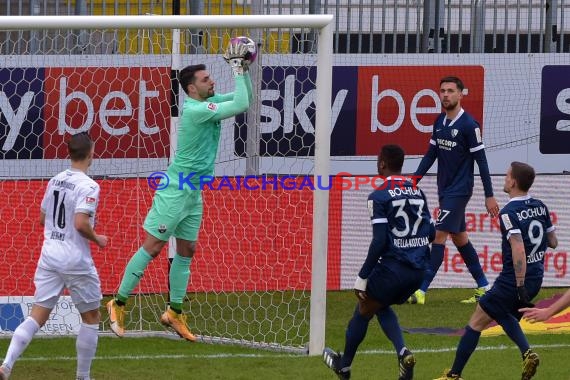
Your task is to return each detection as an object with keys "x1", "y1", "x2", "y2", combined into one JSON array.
[{"x1": 106, "y1": 40, "x2": 254, "y2": 341}]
